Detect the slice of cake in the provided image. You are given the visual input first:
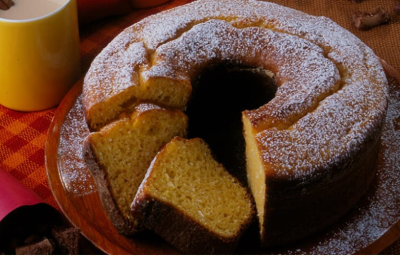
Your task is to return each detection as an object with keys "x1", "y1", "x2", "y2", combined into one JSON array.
[
  {"x1": 131, "y1": 137, "x2": 254, "y2": 254},
  {"x1": 83, "y1": 103, "x2": 188, "y2": 235}
]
